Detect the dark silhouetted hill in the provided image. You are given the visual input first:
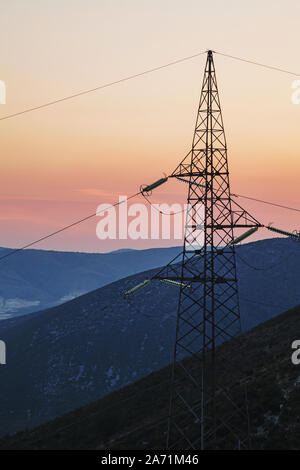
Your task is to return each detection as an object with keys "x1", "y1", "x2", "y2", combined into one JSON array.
[{"x1": 0, "y1": 303, "x2": 299, "y2": 450}]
